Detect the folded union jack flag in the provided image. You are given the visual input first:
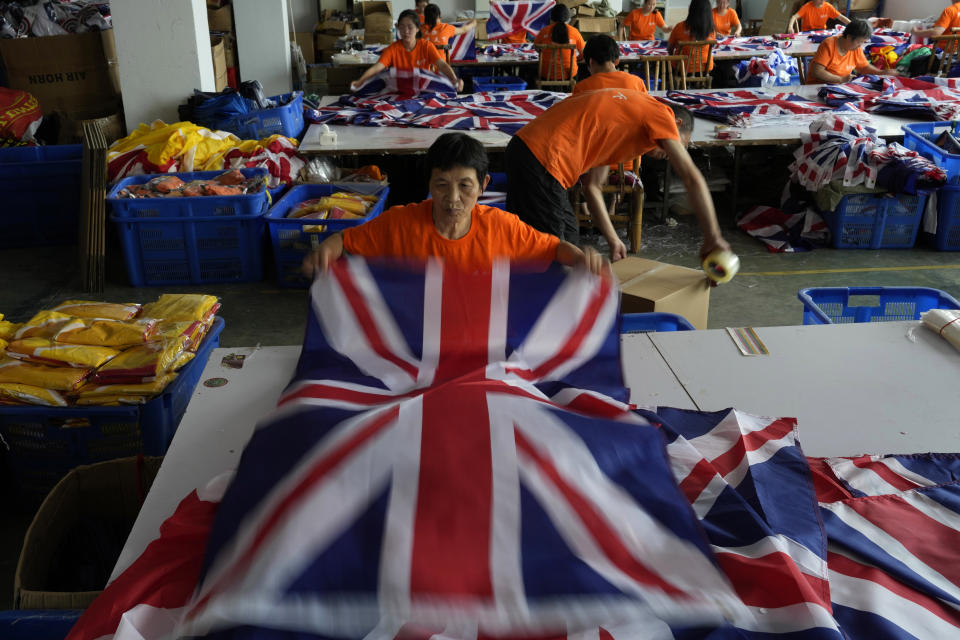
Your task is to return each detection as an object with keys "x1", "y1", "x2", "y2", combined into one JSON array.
[
  {"x1": 487, "y1": 0, "x2": 555, "y2": 40},
  {"x1": 665, "y1": 88, "x2": 831, "y2": 126},
  {"x1": 481, "y1": 42, "x2": 539, "y2": 60},
  {"x1": 819, "y1": 75, "x2": 960, "y2": 120}
]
